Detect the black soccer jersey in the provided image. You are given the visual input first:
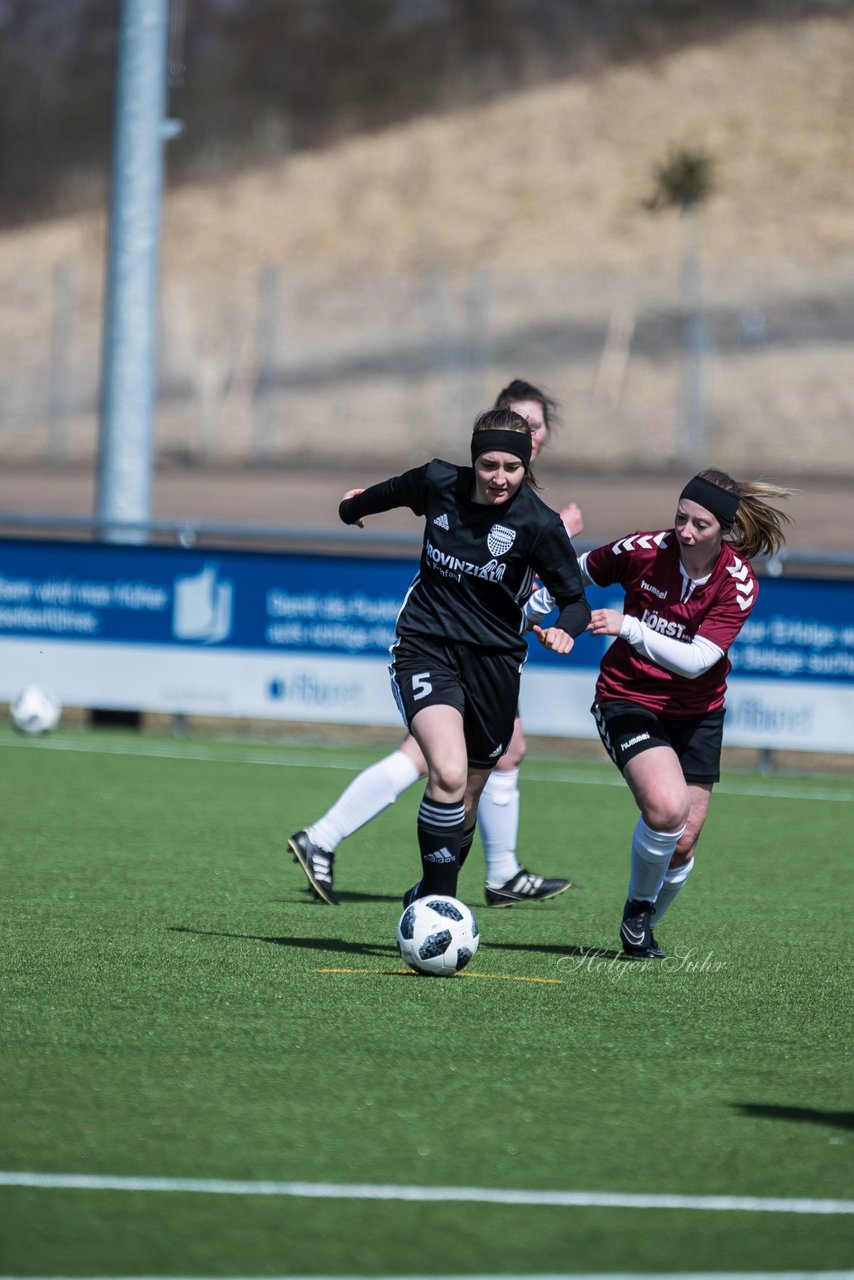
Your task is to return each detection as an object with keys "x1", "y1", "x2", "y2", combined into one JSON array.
[{"x1": 339, "y1": 460, "x2": 590, "y2": 656}]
